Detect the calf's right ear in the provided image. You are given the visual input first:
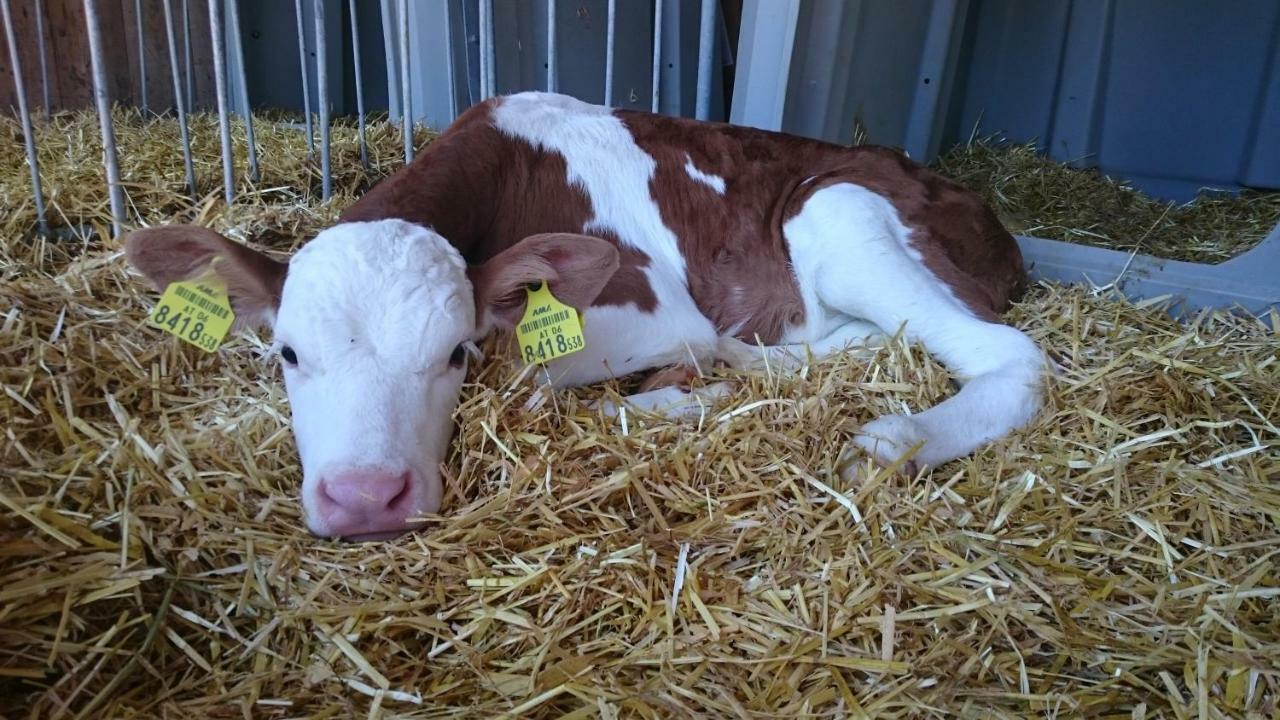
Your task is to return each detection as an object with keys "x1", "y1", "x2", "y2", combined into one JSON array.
[{"x1": 123, "y1": 225, "x2": 288, "y2": 328}]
